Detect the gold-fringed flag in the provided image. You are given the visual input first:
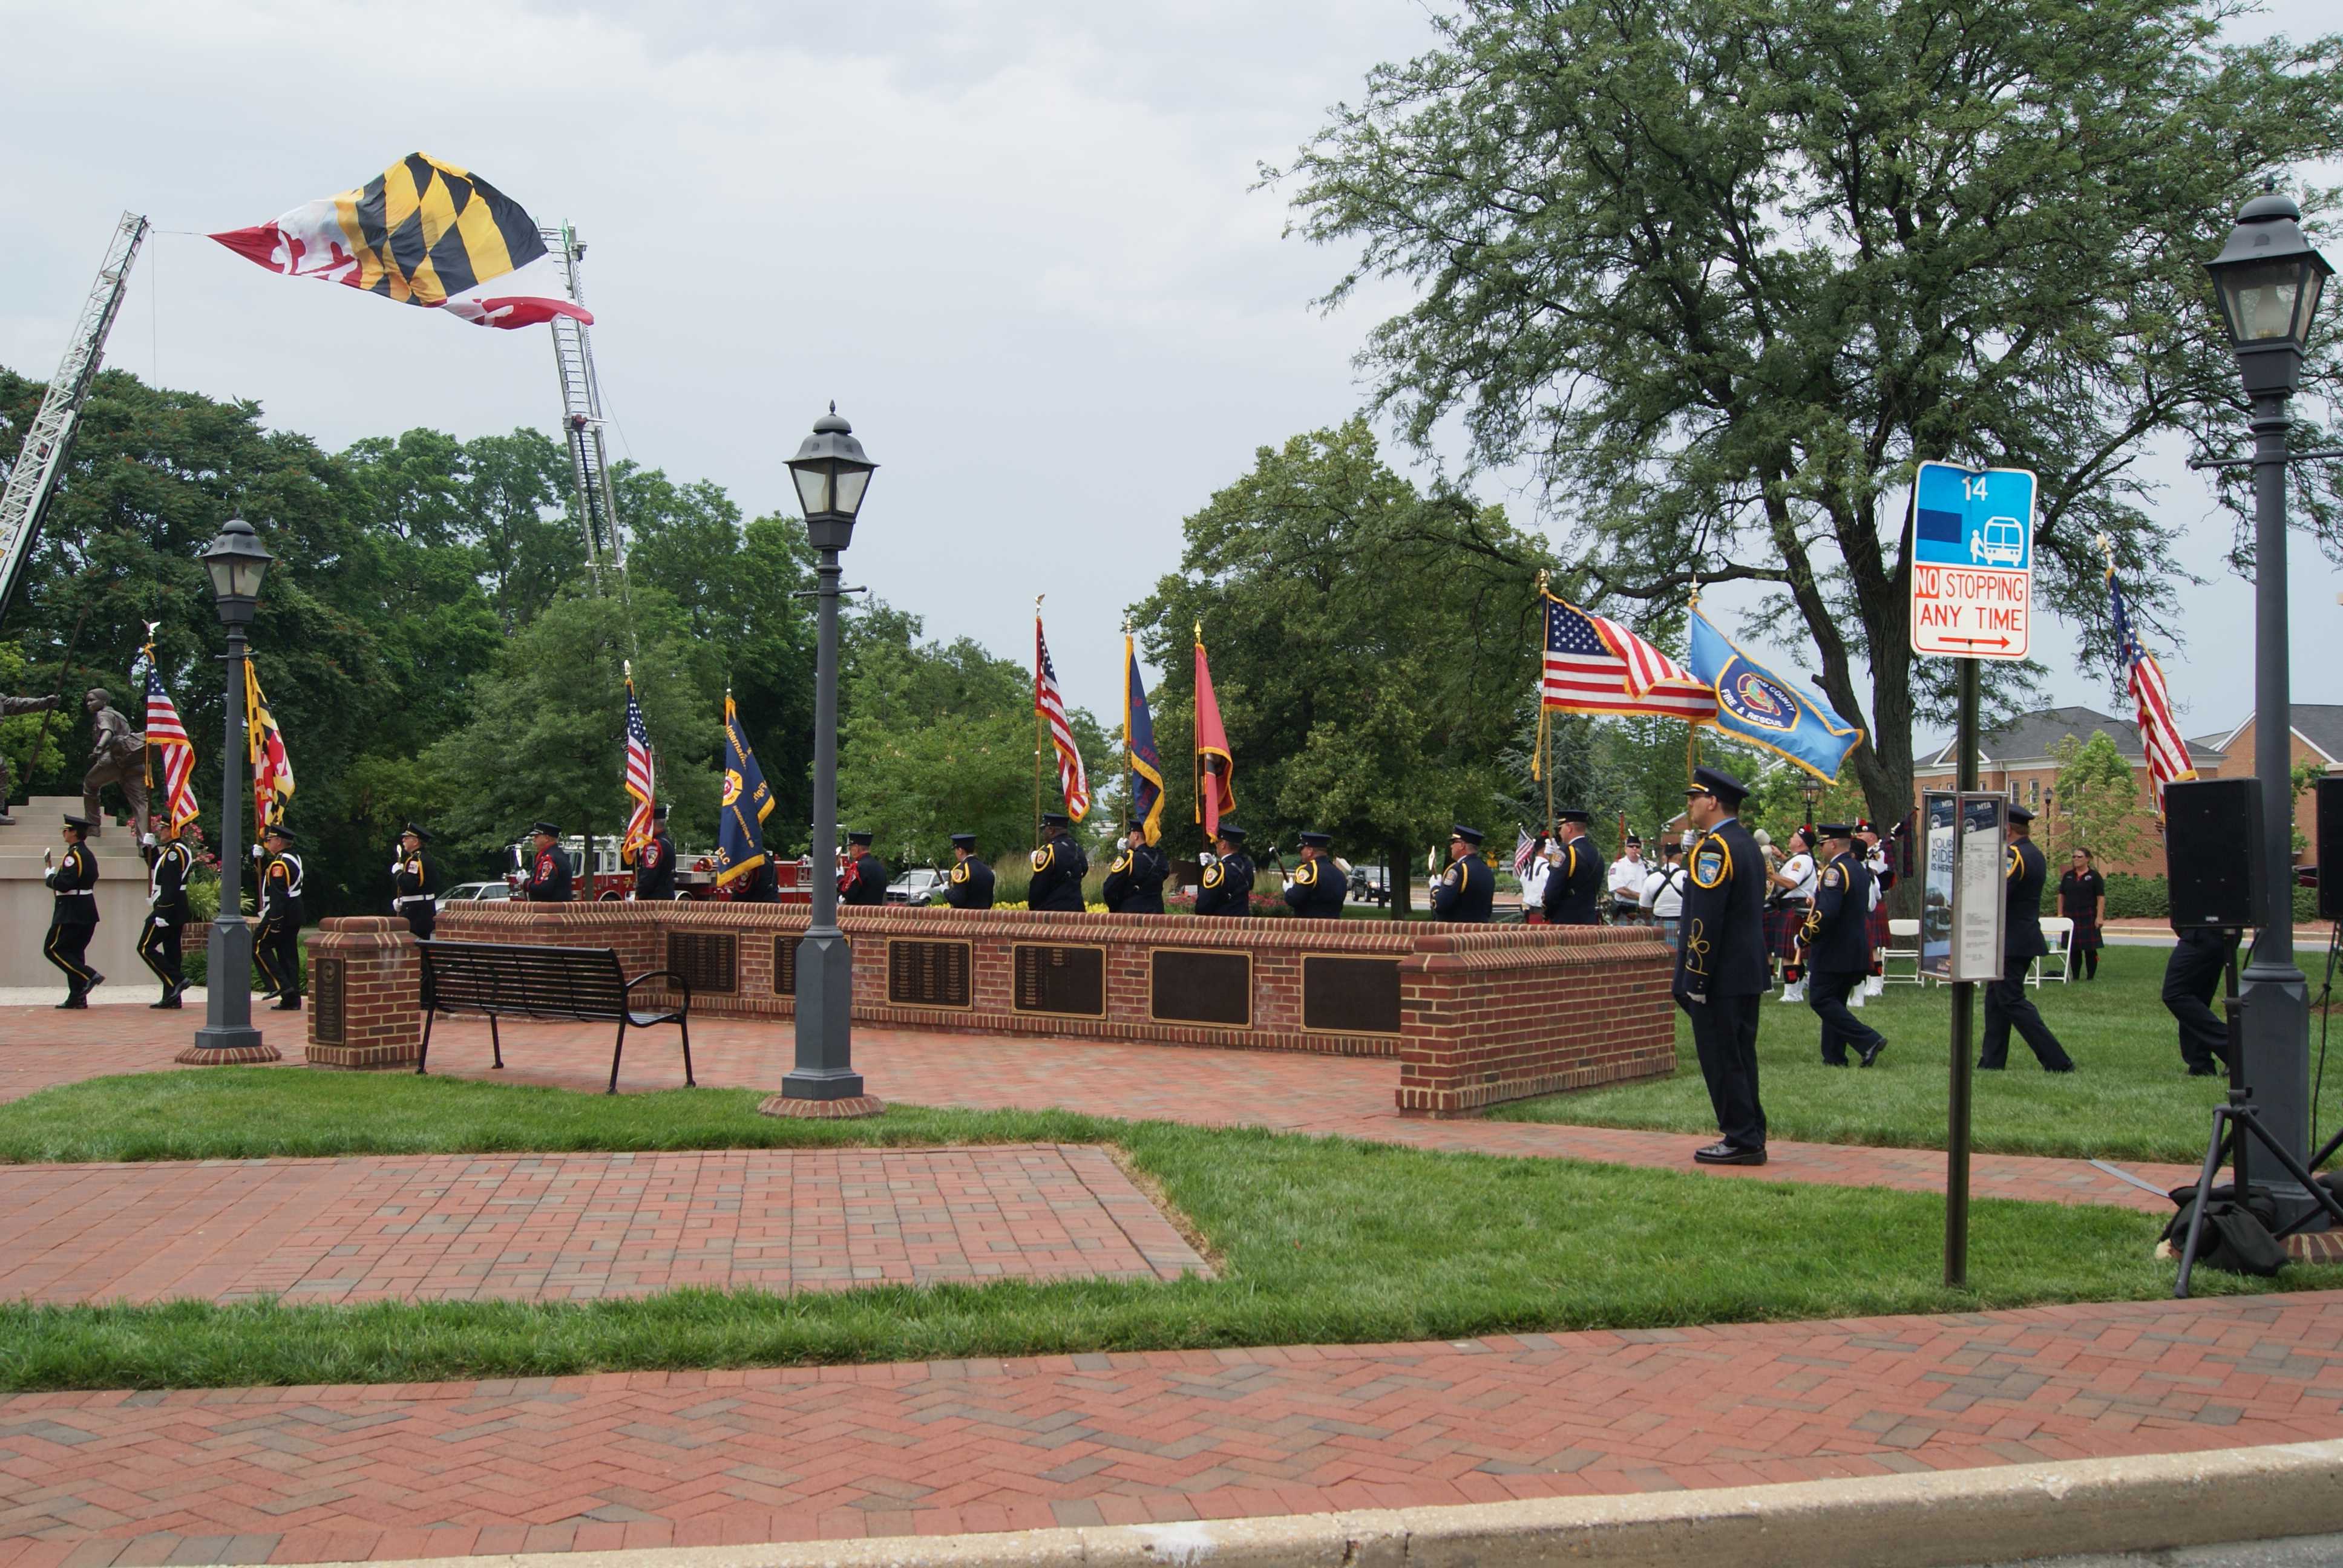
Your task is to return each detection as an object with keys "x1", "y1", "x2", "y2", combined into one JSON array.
[
  {"x1": 246, "y1": 661, "x2": 293, "y2": 829},
  {"x1": 2103, "y1": 537, "x2": 2196, "y2": 809},
  {"x1": 142, "y1": 646, "x2": 199, "y2": 833},
  {"x1": 621, "y1": 667, "x2": 656, "y2": 856},
  {"x1": 1035, "y1": 610, "x2": 1089, "y2": 820},
  {"x1": 1193, "y1": 622, "x2": 1235, "y2": 837}
]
